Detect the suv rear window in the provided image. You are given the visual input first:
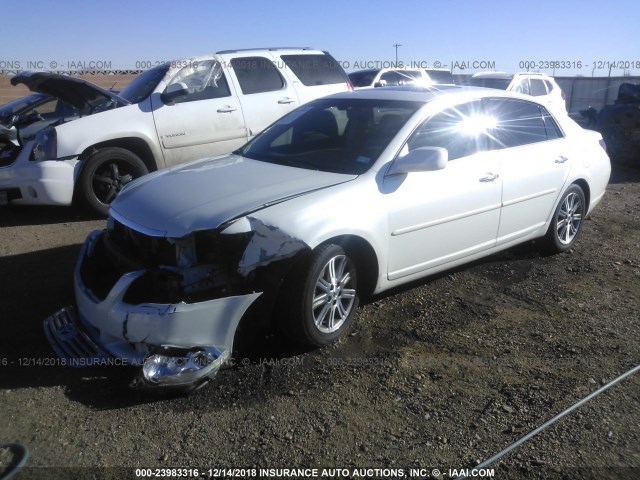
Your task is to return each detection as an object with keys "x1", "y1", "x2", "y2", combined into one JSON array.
[
  {"x1": 281, "y1": 54, "x2": 348, "y2": 86},
  {"x1": 469, "y1": 77, "x2": 512, "y2": 90}
]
